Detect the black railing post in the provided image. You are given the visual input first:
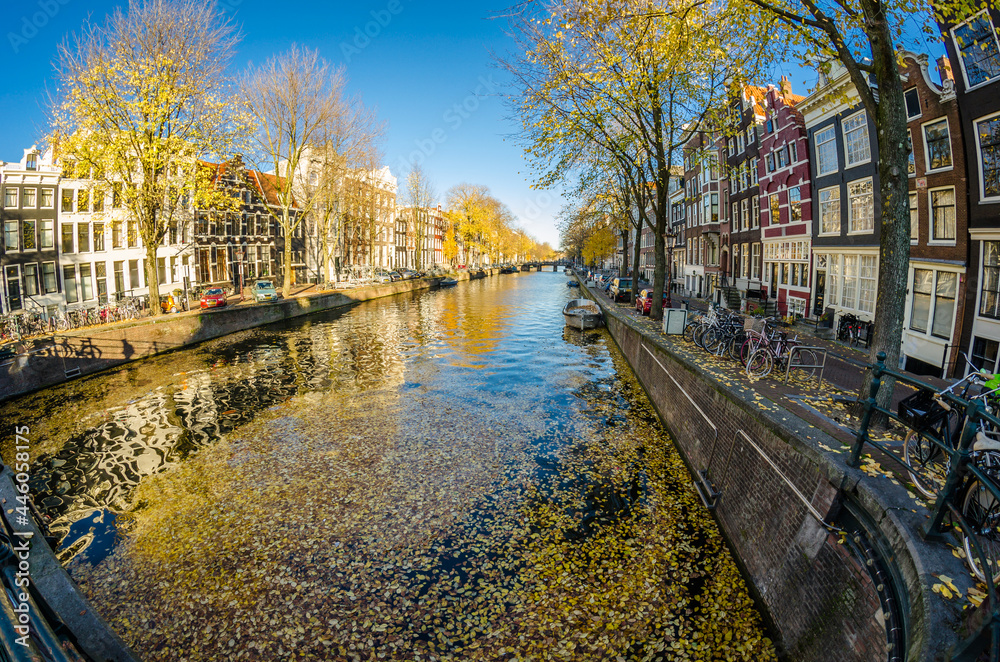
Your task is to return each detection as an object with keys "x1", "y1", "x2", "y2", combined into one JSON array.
[
  {"x1": 924, "y1": 398, "x2": 980, "y2": 541},
  {"x1": 849, "y1": 351, "x2": 885, "y2": 467}
]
